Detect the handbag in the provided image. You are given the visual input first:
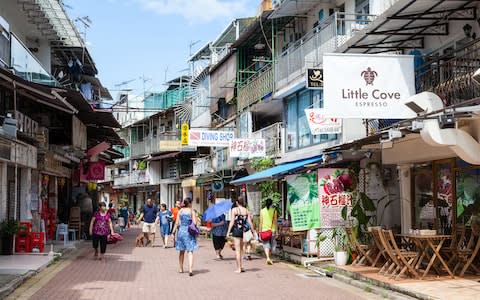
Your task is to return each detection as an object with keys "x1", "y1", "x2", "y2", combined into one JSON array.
[
  {"x1": 188, "y1": 219, "x2": 200, "y2": 236},
  {"x1": 243, "y1": 230, "x2": 253, "y2": 242},
  {"x1": 260, "y1": 211, "x2": 275, "y2": 241}
]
